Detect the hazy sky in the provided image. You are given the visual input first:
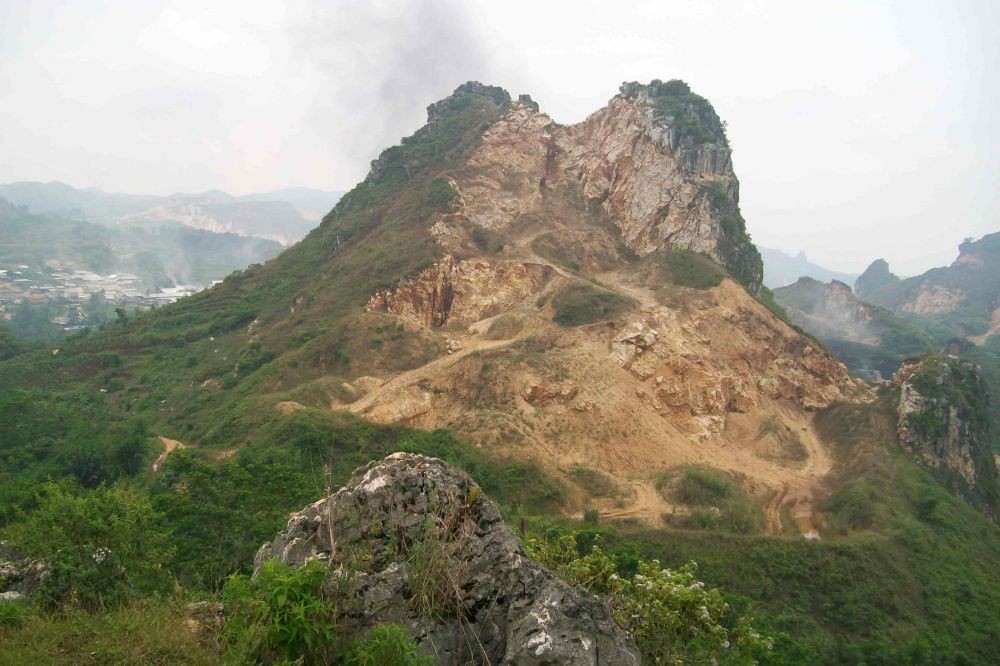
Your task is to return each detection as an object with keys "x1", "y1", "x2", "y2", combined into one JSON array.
[{"x1": 1, "y1": 0, "x2": 997, "y2": 275}]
